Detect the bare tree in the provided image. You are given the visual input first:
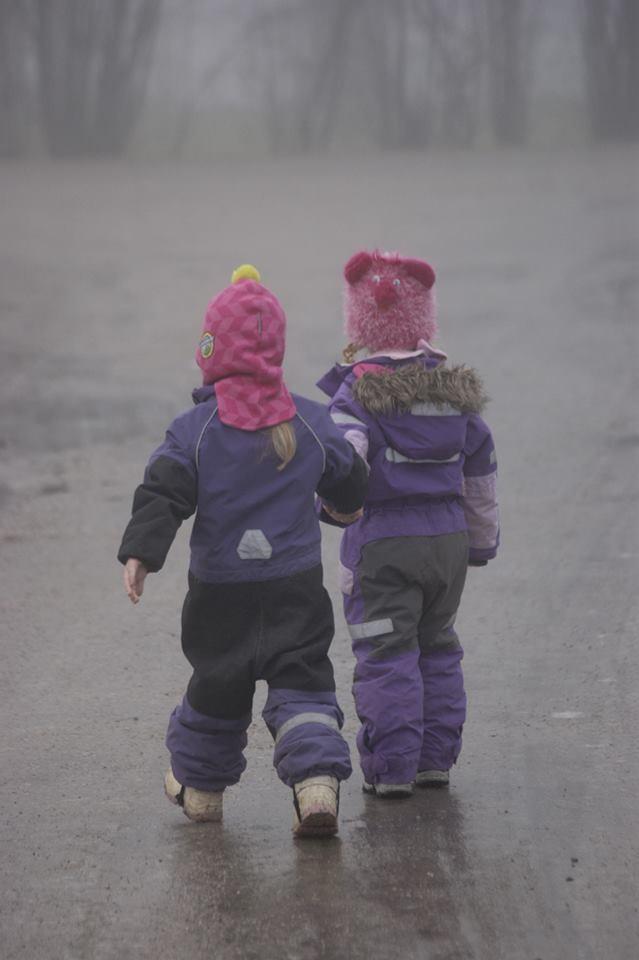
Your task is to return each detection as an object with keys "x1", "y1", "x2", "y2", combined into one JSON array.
[
  {"x1": 250, "y1": 0, "x2": 433, "y2": 152},
  {"x1": 236, "y1": 0, "x2": 528, "y2": 154},
  {"x1": 412, "y1": 0, "x2": 484, "y2": 148},
  {"x1": 248, "y1": 0, "x2": 363, "y2": 153},
  {"x1": 582, "y1": 0, "x2": 639, "y2": 141},
  {"x1": 360, "y1": 0, "x2": 411, "y2": 149},
  {"x1": 29, "y1": 0, "x2": 162, "y2": 156},
  {"x1": 0, "y1": 1, "x2": 35, "y2": 156},
  {"x1": 484, "y1": 0, "x2": 531, "y2": 145}
]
